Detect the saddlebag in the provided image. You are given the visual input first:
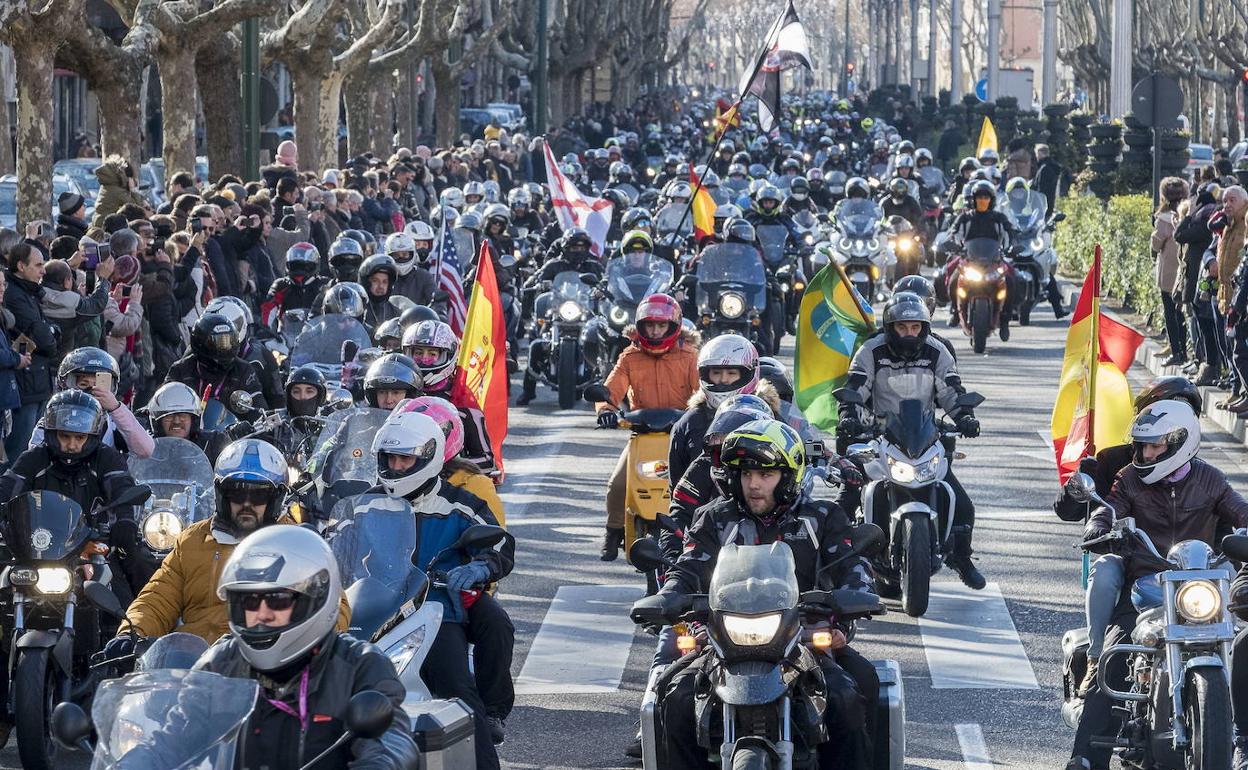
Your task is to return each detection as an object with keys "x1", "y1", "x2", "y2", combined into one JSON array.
[
  {"x1": 872, "y1": 659, "x2": 905, "y2": 770},
  {"x1": 408, "y1": 697, "x2": 476, "y2": 770}
]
